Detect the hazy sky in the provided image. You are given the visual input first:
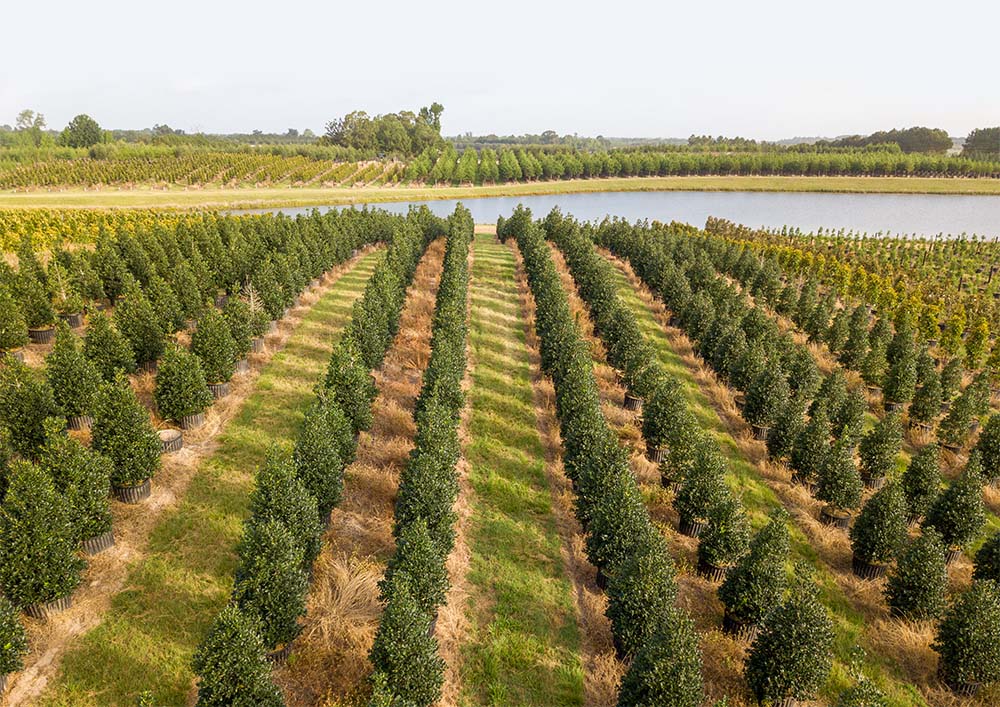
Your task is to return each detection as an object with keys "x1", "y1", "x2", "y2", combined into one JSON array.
[{"x1": 2, "y1": 0, "x2": 997, "y2": 140}]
